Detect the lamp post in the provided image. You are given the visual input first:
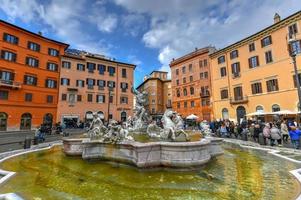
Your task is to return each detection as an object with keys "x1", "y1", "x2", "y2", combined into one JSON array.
[
  {"x1": 107, "y1": 88, "x2": 112, "y2": 124},
  {"x1": 287, "y1": 33, "x2": 301, "y2": 121}
]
